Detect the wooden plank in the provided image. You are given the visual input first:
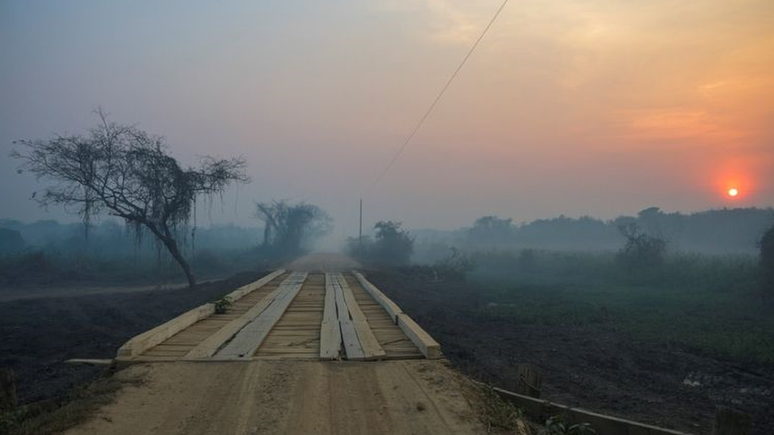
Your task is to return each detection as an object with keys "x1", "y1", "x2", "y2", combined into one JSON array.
[
  {"x1": 335, "y1": 273, "x2": 385, "y2": 359},
  {"x1": 184, "y1": 280, "x2": 292, "y2": 359},
  {"x1": 340, "y1": 320, "x2": 365, "y2": 360},
  {"x1": 334, "y1": 286, "x2": 349, "y2": 322},
  {"x1": 516, "y1": 363, "x2": 542, "y2": 398},
  {"x1": 215, "y1": 272, "x2": 307, "y2": 359},
  {"x1": 491, "y1": 385, "x2": 694, "y2": 435},
  {"x1": 397, "y1": 313, "x2": 441, "y2": 359},
  {"x1": 117, "y1": 303, "x2": 214, "y2": 358},
  {"x1": 117, "y1": 270, "x2": 284, "y2": 360},
  {"x1": 352, "y1": 320, "x2": 386, "y2": 360},
  {"x1": 352, "y1": 272, "x2": 403, "y2": 322},
  {"x1": 323, "y1": 273, "x2": 338, "y2": 323},
  {"x1": 320, "y1": 274, "x2": 342, "y2": 360},
  {"x1": 224, "y1": 269, "x2": 286, "y2": 302},
  {"x1": 335, "y1": 274, "x2": 366, "y2": 321}
]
